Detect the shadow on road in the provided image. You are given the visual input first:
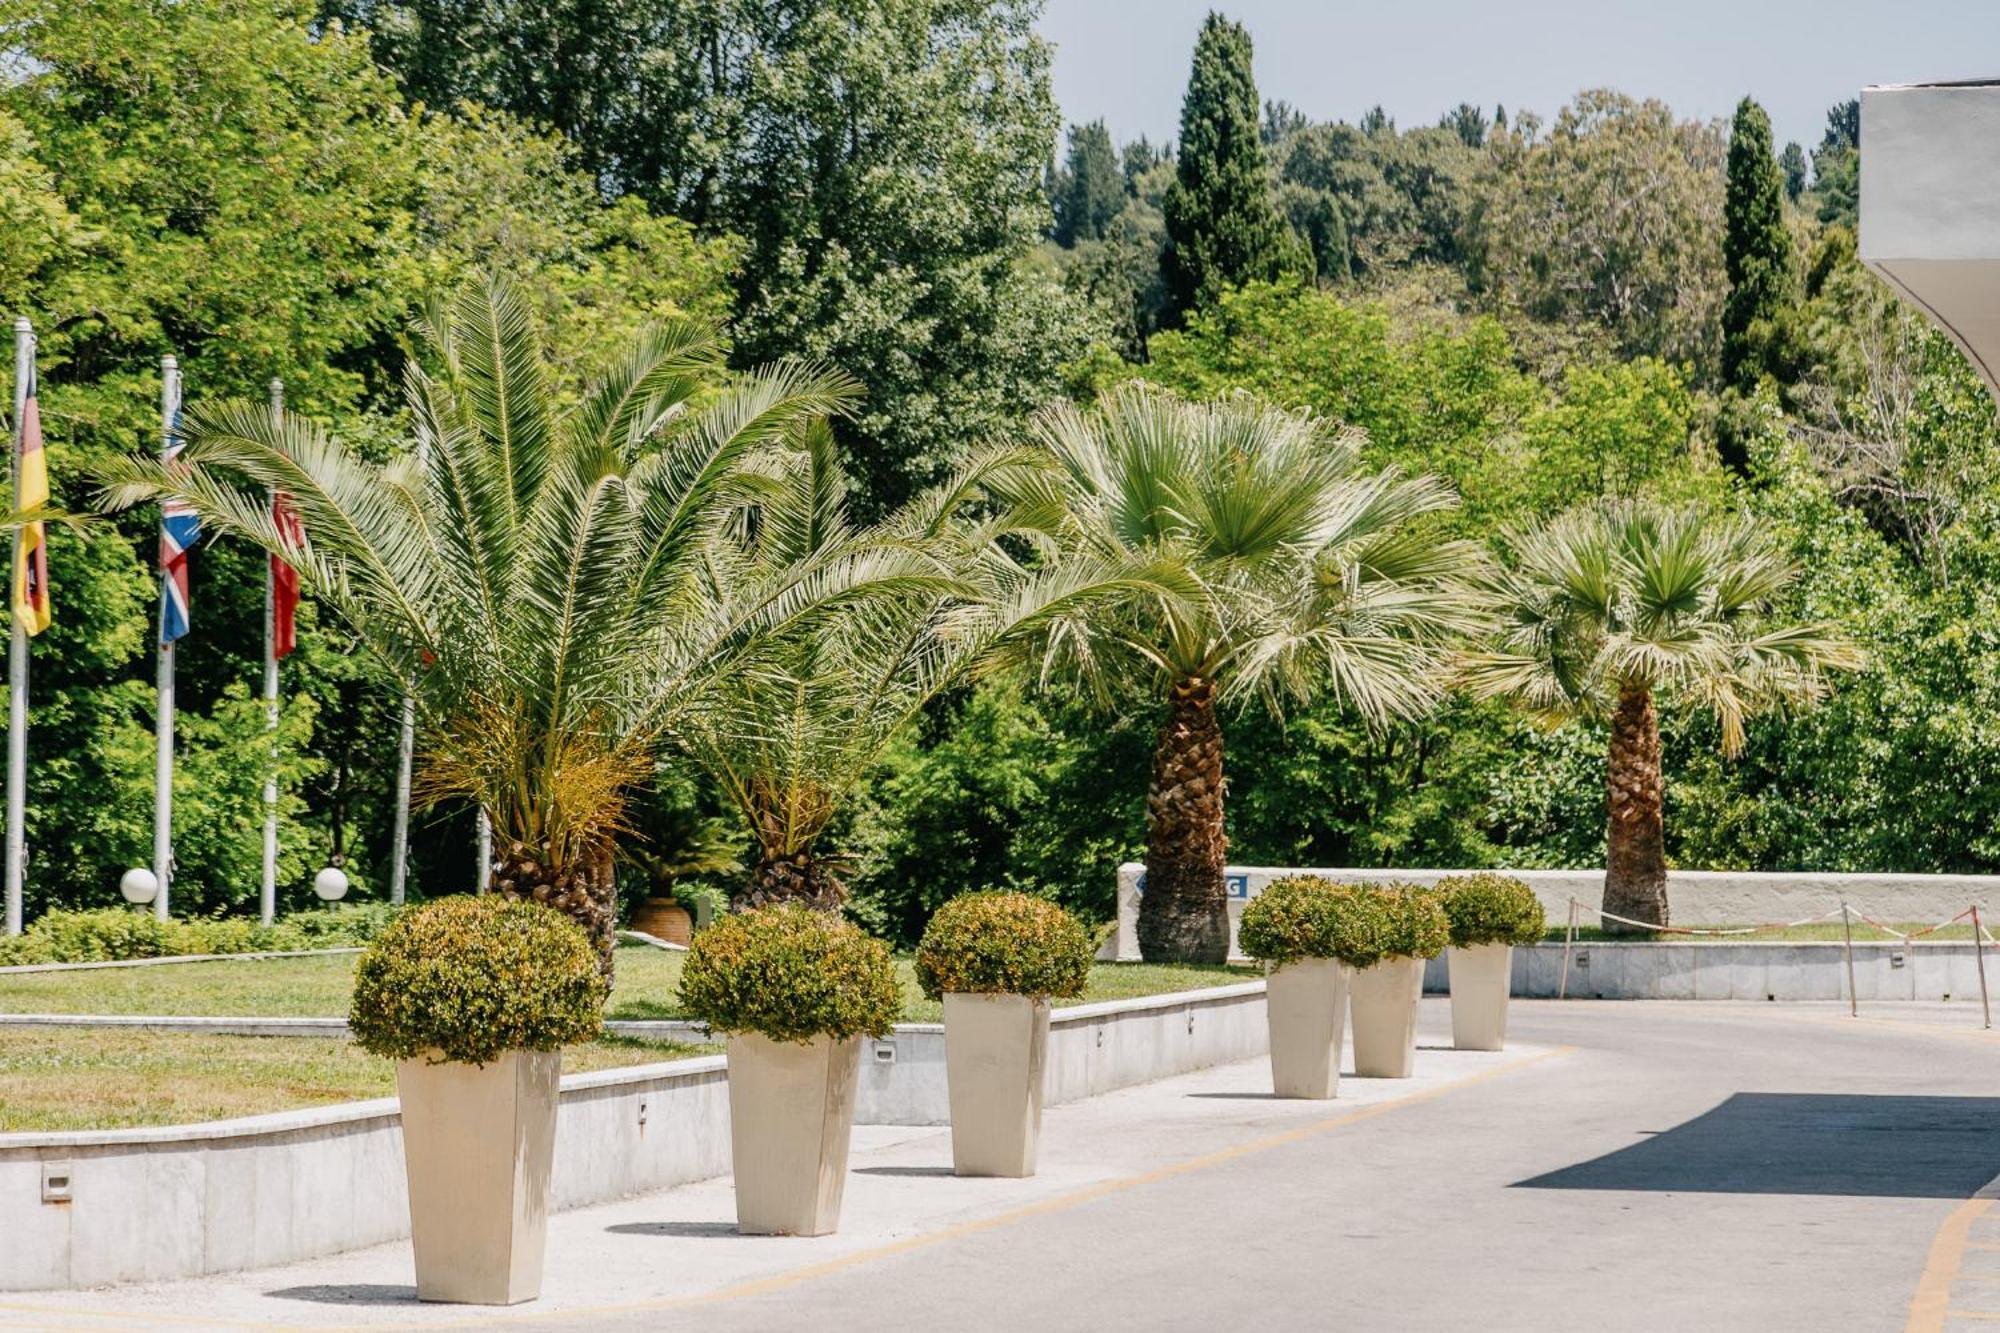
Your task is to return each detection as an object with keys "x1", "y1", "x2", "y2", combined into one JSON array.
[
  {"x1": 1515, "y1": 1092, "x2": 2000, "y2": 1198},
  {"x1": 266, "y1": 1283, "x2": 417, "y2": 1305}
]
